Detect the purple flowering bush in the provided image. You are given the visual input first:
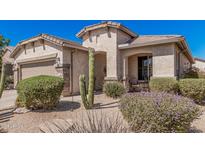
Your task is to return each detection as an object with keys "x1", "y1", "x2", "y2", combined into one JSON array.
[{"x1": 120, "y1": 92, "x2": 201, "y2": 133}]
